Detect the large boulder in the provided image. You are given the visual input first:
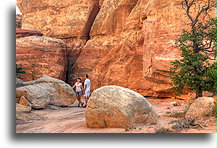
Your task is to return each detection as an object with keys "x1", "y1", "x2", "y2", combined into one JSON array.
[
  {"x1": 185, "y1": 97, "x2": 216, "y2": 118},
  {"x1": 16, "y1": 36, "x2": 67, "y2": 82},
  {"x1": 16, "y1": 76, "x2": 76, "y2": 109},
  {"x1": 85, "y1": 85, "x2": 158, "y2": 128}
]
